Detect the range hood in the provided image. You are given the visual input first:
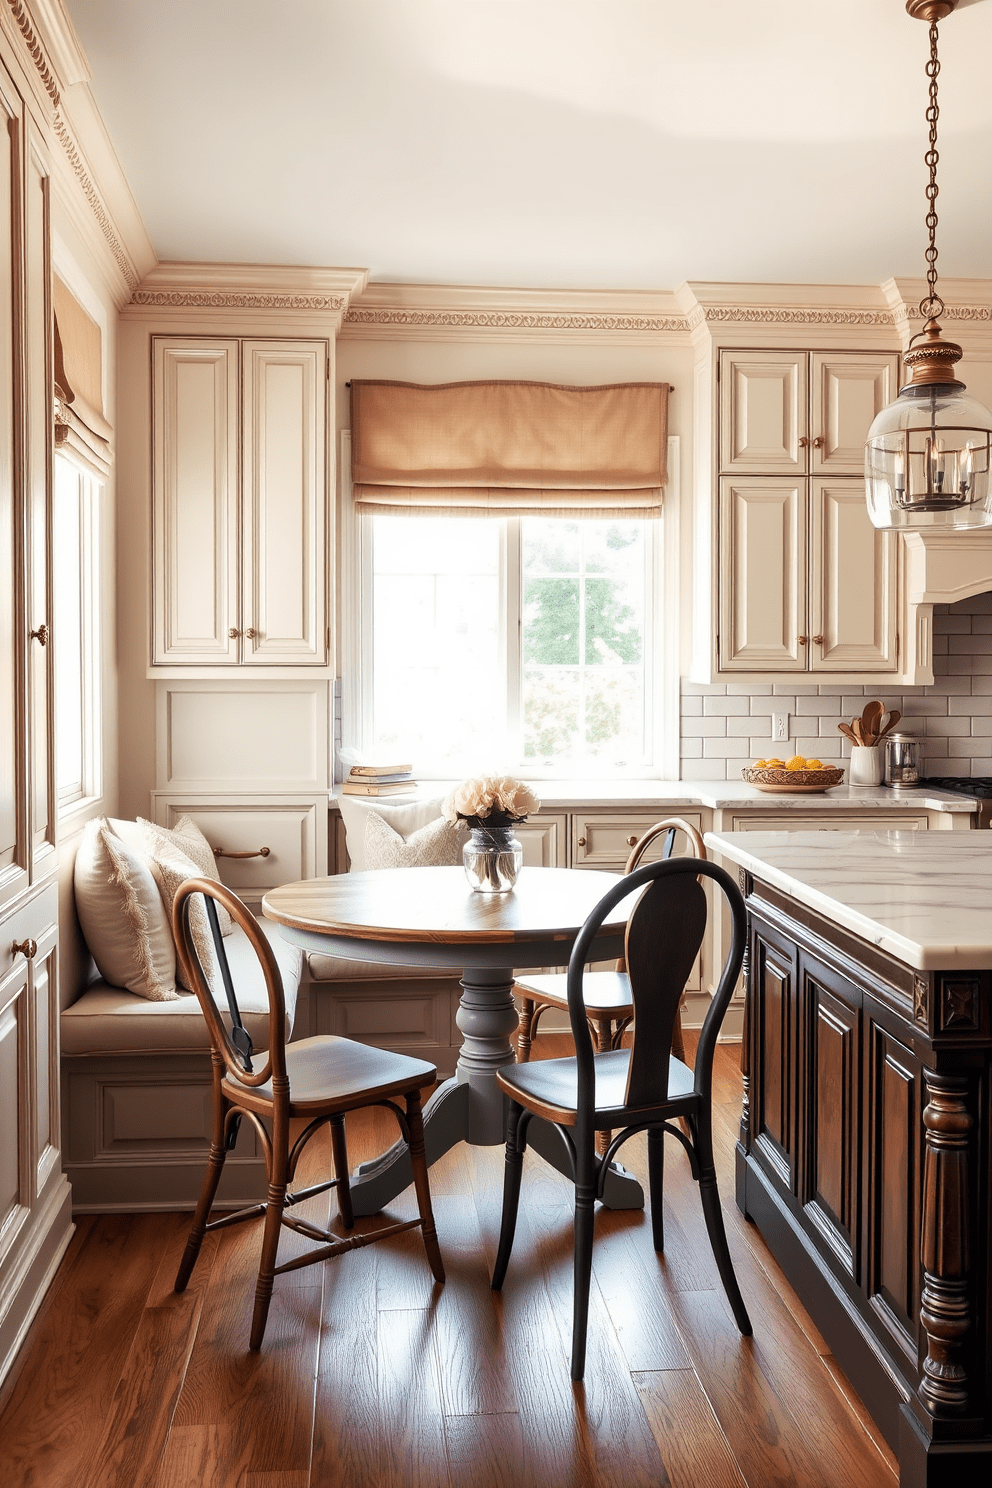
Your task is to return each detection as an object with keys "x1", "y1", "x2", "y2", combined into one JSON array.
[{"x1": 901, "y1": 530, "x2": 992, "y2": 683}]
